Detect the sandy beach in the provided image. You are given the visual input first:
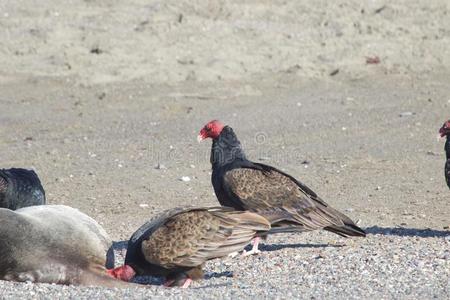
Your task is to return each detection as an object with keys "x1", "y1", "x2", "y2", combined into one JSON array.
[{"x1": 0, "y1": 1, "x2": 449, "y2": 298}]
